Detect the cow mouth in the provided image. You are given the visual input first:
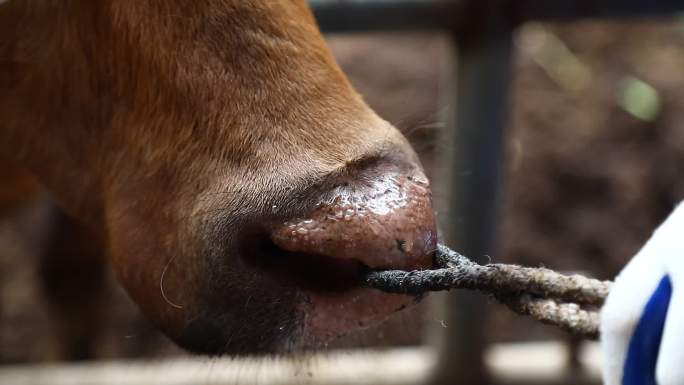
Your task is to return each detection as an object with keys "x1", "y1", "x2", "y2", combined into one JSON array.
[
  {"x1": 239, "y1": 234, "x2": 420, "y2": 345},
  {"x1": 243, "y1": 236, "x2": 368, "y2": 293}
]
